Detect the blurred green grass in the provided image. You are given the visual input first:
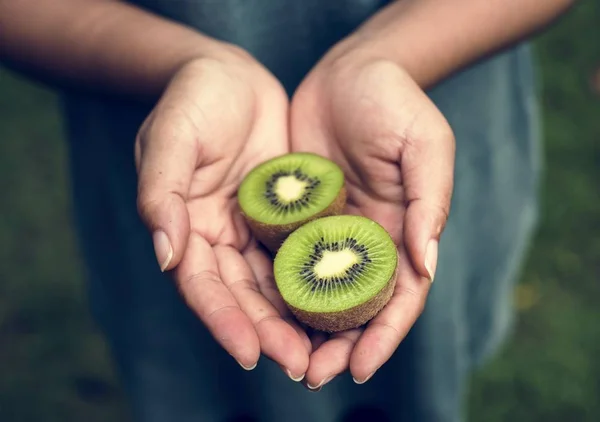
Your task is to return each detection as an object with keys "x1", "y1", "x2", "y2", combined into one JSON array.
[
  {"x1": 0, "y1": 49, "x2": 130, "y2": 422},
  {"x1": 0, "y1": 2, "x2": 599, "y2": 421}
]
